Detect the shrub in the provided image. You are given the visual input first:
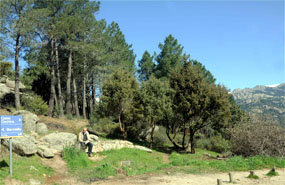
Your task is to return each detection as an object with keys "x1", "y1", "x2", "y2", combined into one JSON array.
[
  {"x1": 0, "y1": 61, "x2": 13, "y2": 77},
  {"x1": 197, "y1": 134, "x2": 231, "y2": 153},
  {"x1": 91, "y1": 117, "x2": 117, "y2": 133},
  {"x1": 62, "y1": 146, "x2": 91, "y2": 171},
  {"x1": 66, "y1": 114, "x2": 73, "y2": 120},
  {"x1": 21, "y1": 93, "x2": 48, "y2": 115},
  {"x1": 266, "y1": 168, "x2": 279, "y2": 176},
  {"x1": 230, "y1": 117, "x2": 285, "y2": 157},
  {"x1": 247, "y1": 172, "x2": 259, "y2": 179},
  {"x1": 92, "y1": 163, "x2": 116, "y2": 179}
]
